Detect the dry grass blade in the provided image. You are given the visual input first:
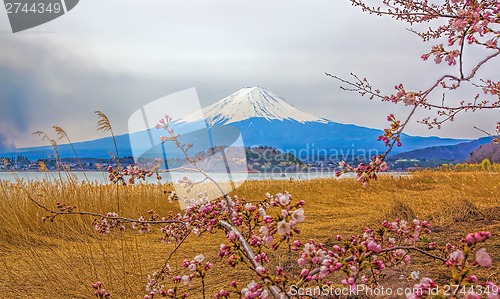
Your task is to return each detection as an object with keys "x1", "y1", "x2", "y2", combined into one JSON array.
[
  {"x1": 0, "y1": 171, "x2": 498, "y2": 298},
  {"x1": 442, "y1": 199, "x2": 486, "y2": 223},
  {"x1": 32, "y1": 130, "x2": 63, "y2": 180},
  {"x1": 32, "y1": 130, "x2": 59, "y2": 159},
  {"x1": 52, "y1": 126, "x2": 89, "y2": 182},
  {"x1": 94, "y1": 111, "x2": 120, "y2": 164},
  {"x1": 32, "y1": 130, "x2": 49, "y2": 141},
  {"x1": 53, "y1": 126, "x2": 67, "y2": 140},
  {"x1": 386, "y1": 199, "x2": 417, "y2": 221},
  {"x1": 95, "y1": 111, "x2": 112, "y2": 133}
]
